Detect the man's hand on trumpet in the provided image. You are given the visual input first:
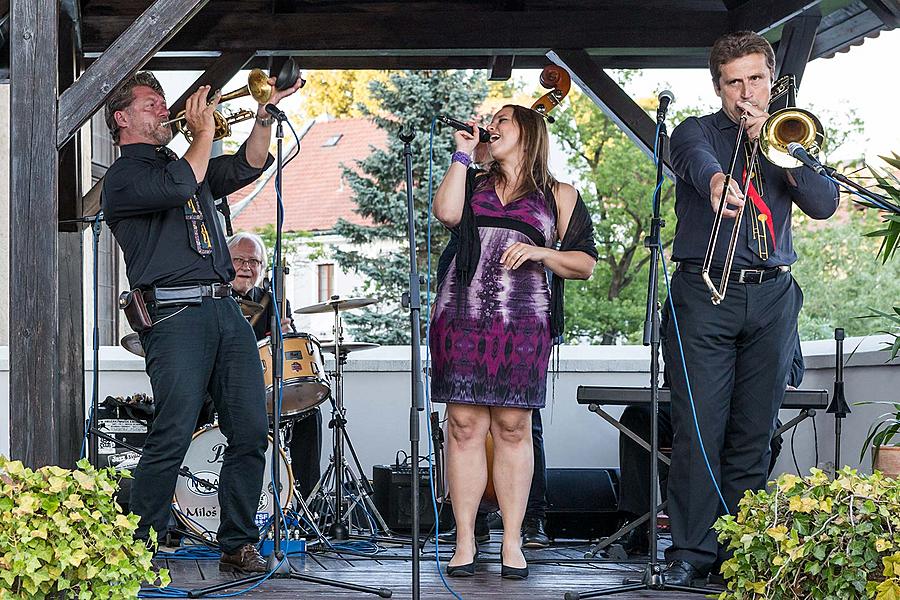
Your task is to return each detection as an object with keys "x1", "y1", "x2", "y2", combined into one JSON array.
[
  {"x1": 183, "y1": 85, "x2": 221, "y2": 141},
  {"x1": 737, "y1": 100, "x2": 769, "y2": 142},
  {"x1": 709, "y1": 171, "x2": 745, "y2": 219}
]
